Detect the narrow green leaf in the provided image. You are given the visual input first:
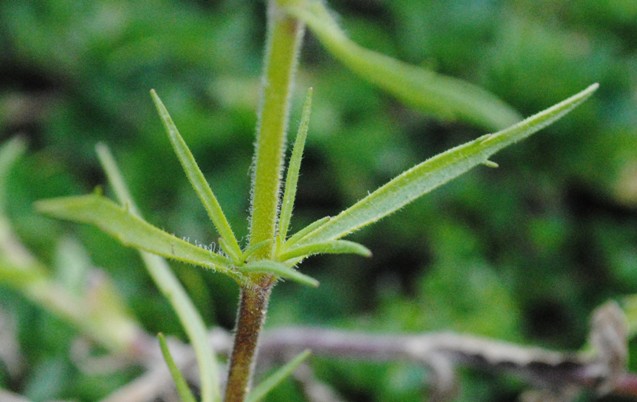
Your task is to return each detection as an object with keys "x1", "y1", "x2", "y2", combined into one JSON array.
[
  {"x1": 96, "y1": 144, "x2": 221, "y2": 402},
  {"x1": 238, "y1": 260, "x2": 319, "y2": 287},
  {"x1": 278, "y1": 88, "x2": 313, "y2": 244},
  {"x1": 158, "y1": 333, "x2": 198, "y2": 402},
  {"x1": 285, "y1": 216, "x2": 331, "y2": 246},
  {"x1": 247, "y1": 349, "x2": 311, "y2": 402},
  {"x1": 278, "y1": 239, "x2": 371, "y2": 261},
  {"x1": 35, "y1": 194, "x2": 239, "y2": 279},
  {"x1": 285, "y1": 1, "x2": 520, "y2": 130},
  {"x1": 303, "y1": 84, "x2": 599, "y2": 243},
  {"x1": 151, "y1": 90, "x2": 243, "y2": 262}
]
